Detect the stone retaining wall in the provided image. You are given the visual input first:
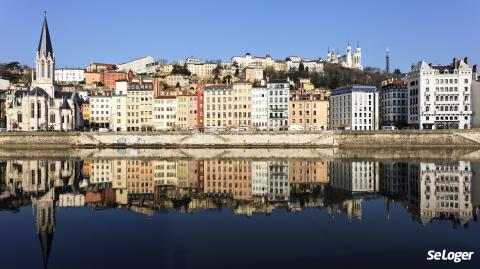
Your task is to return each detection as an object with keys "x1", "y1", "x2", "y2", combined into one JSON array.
[{"x1": 1, "y1": 130, "x2": 480, "y2": 148}]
